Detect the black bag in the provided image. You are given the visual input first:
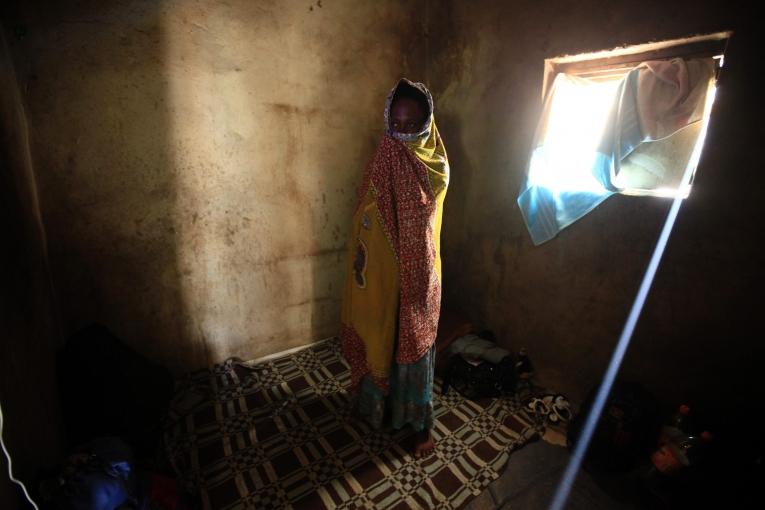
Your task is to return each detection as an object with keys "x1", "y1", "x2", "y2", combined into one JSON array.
[{"x1": 442, "y1": 354, "x2": 517, "y2": 399}]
